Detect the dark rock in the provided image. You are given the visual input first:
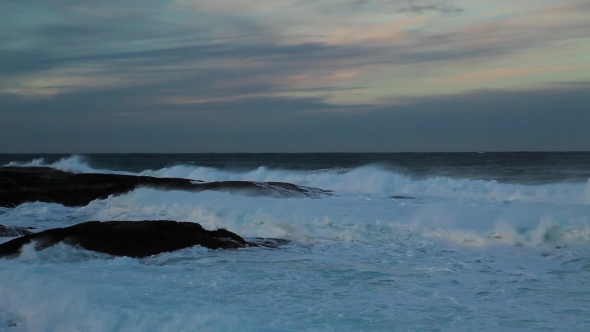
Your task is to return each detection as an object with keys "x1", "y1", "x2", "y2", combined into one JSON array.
[
  {"x1": 0, "y1": 177, "x2": 22, "y2": 190},
  {"x1": 0, "y1": 220, "x2": 284, "y2": 258},
  {"x1": 0, "y1": 311, "x2": 20, "y2": 329},
  {"x1": 391, "y1": 195, "x2": 414, "y2": 200},
  {"x1": 248, "y1": 237, "x2": 291, "y2": 248},
  {"x1": 0, "y1": 224, "x2": 34, "y2": 237},
  {"x1": 0, "y1": 166, "x2": 331, "y2": 208}
]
